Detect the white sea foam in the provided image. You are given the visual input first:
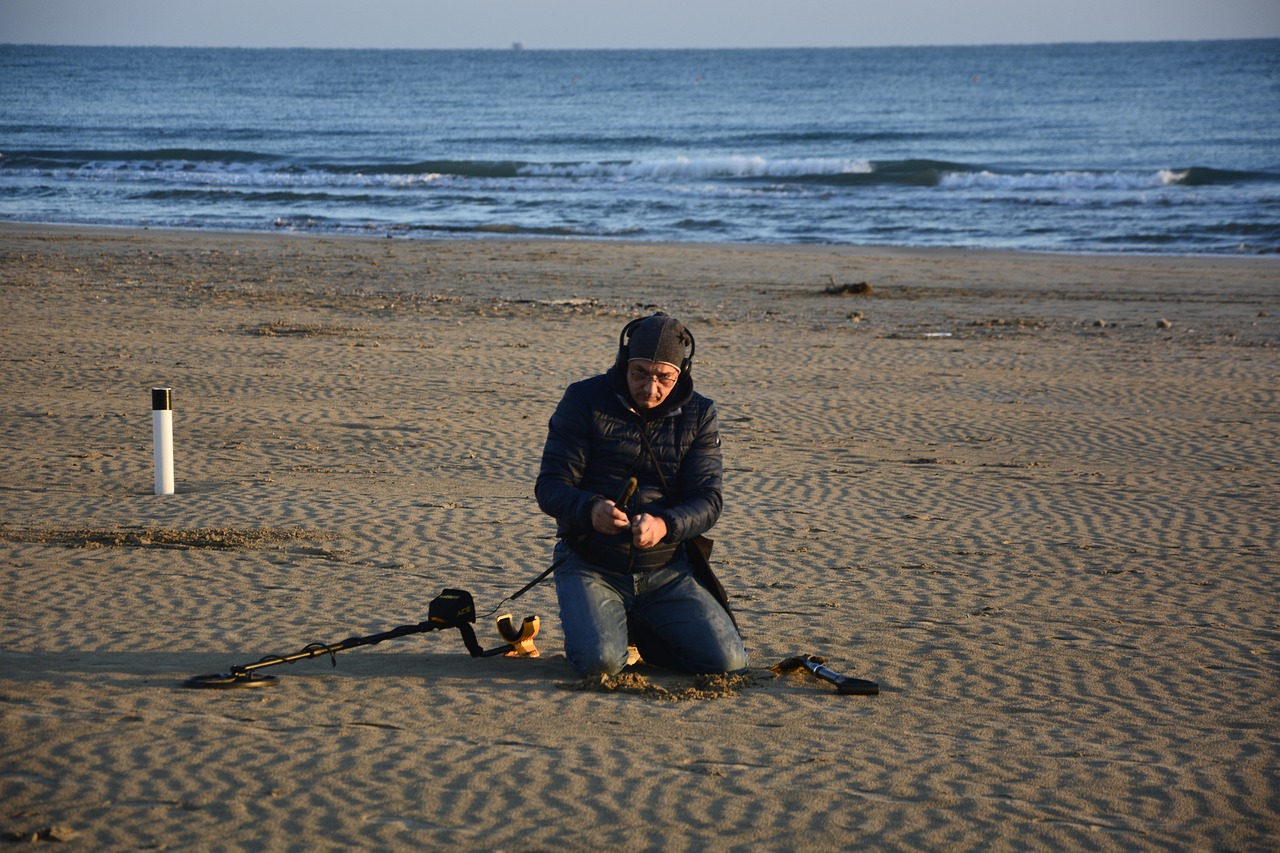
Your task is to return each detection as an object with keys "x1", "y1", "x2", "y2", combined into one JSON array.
[
  {"x1": 939, "y1": 170, "x2": 1172, "y2": 192},
  {"x1": 519, "y1": 156, "x2": 874, "y2": 180},
  {"x1": 31, "y1": 161, "x2": 445, "y2": 191}
]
